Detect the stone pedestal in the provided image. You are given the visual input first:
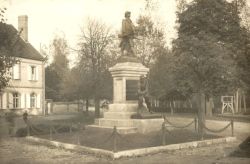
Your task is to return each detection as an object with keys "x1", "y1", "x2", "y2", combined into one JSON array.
[
  {"x1": 88, "y1": 61, "x2": 149, "y2": 134},
  {"x1": 110, "y1": 62, "x2": 149, "y2": 104}
]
